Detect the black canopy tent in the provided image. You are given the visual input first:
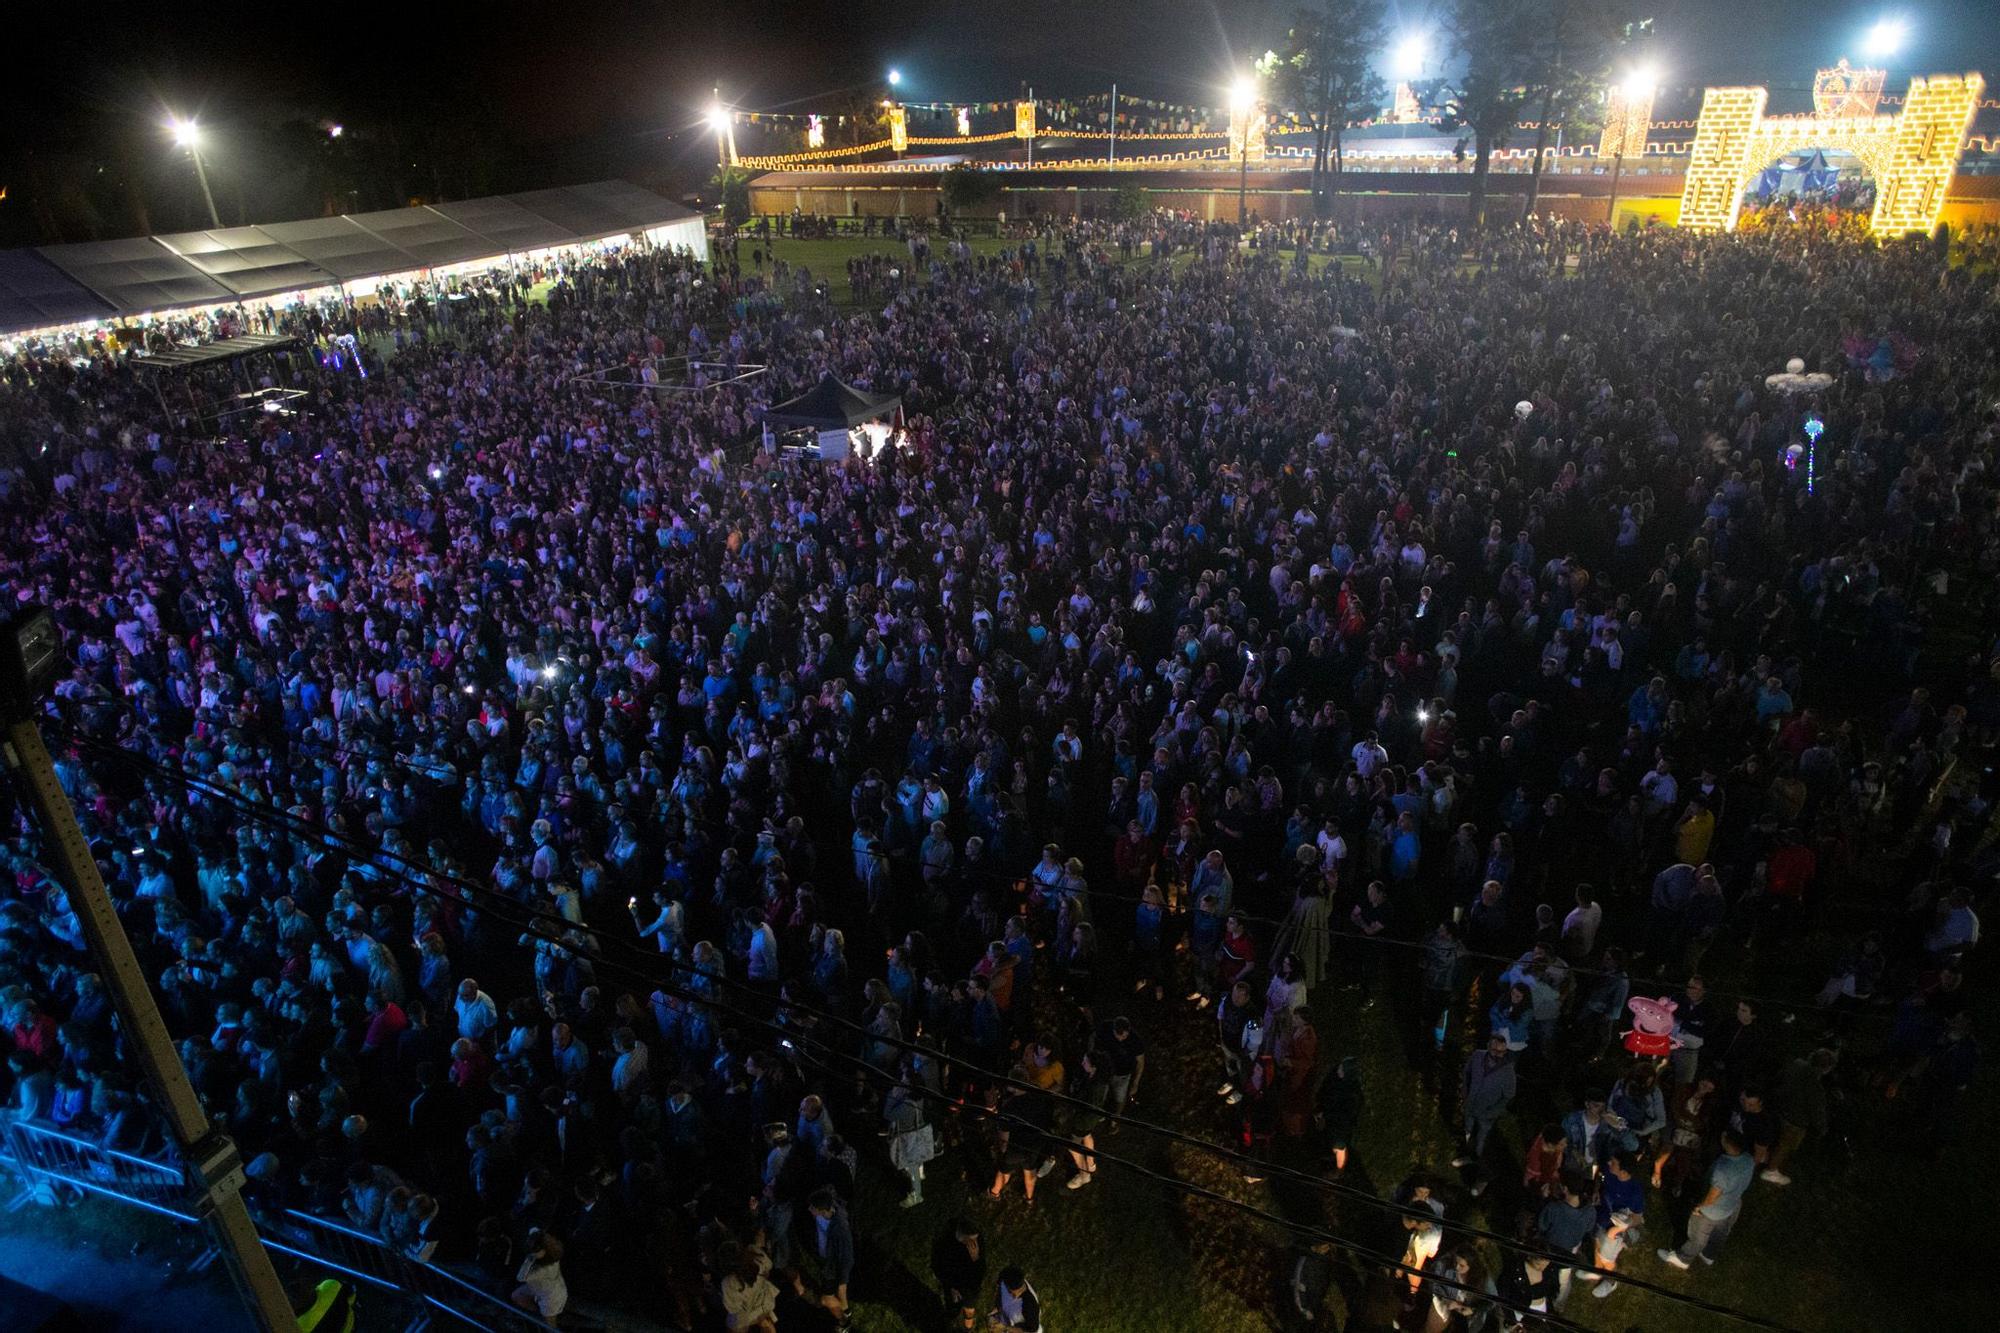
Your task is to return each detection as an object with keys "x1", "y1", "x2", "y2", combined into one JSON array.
[
  {"x1": 764, "y1": 374, "x2": 903, "y2": 429},
  {"x1": 126, "y1": 332, "x2": 300, "y2": 374},
  {"x1": 126, "y1": 332, "x2": 305, "y2": 422},
  {"x1": 761, "y1": 374, "x2": 905, "y2": 464}
]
